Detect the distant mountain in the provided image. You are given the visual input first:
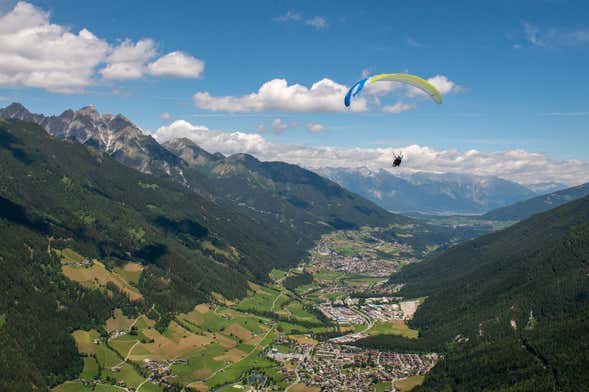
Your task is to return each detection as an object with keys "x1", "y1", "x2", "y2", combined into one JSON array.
[
  {"x1": 525, "y1": 181, "x2": 567, "y2": 194},
  {"x1": 363, "y1": 194, "x2": 589, "y2": 391},
  {"x1": 318, "y1": 167, "x2": 536, "y2": 214},
  {"x1": 483, "y1": 181, "x2": 589, "y2": 221}
]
